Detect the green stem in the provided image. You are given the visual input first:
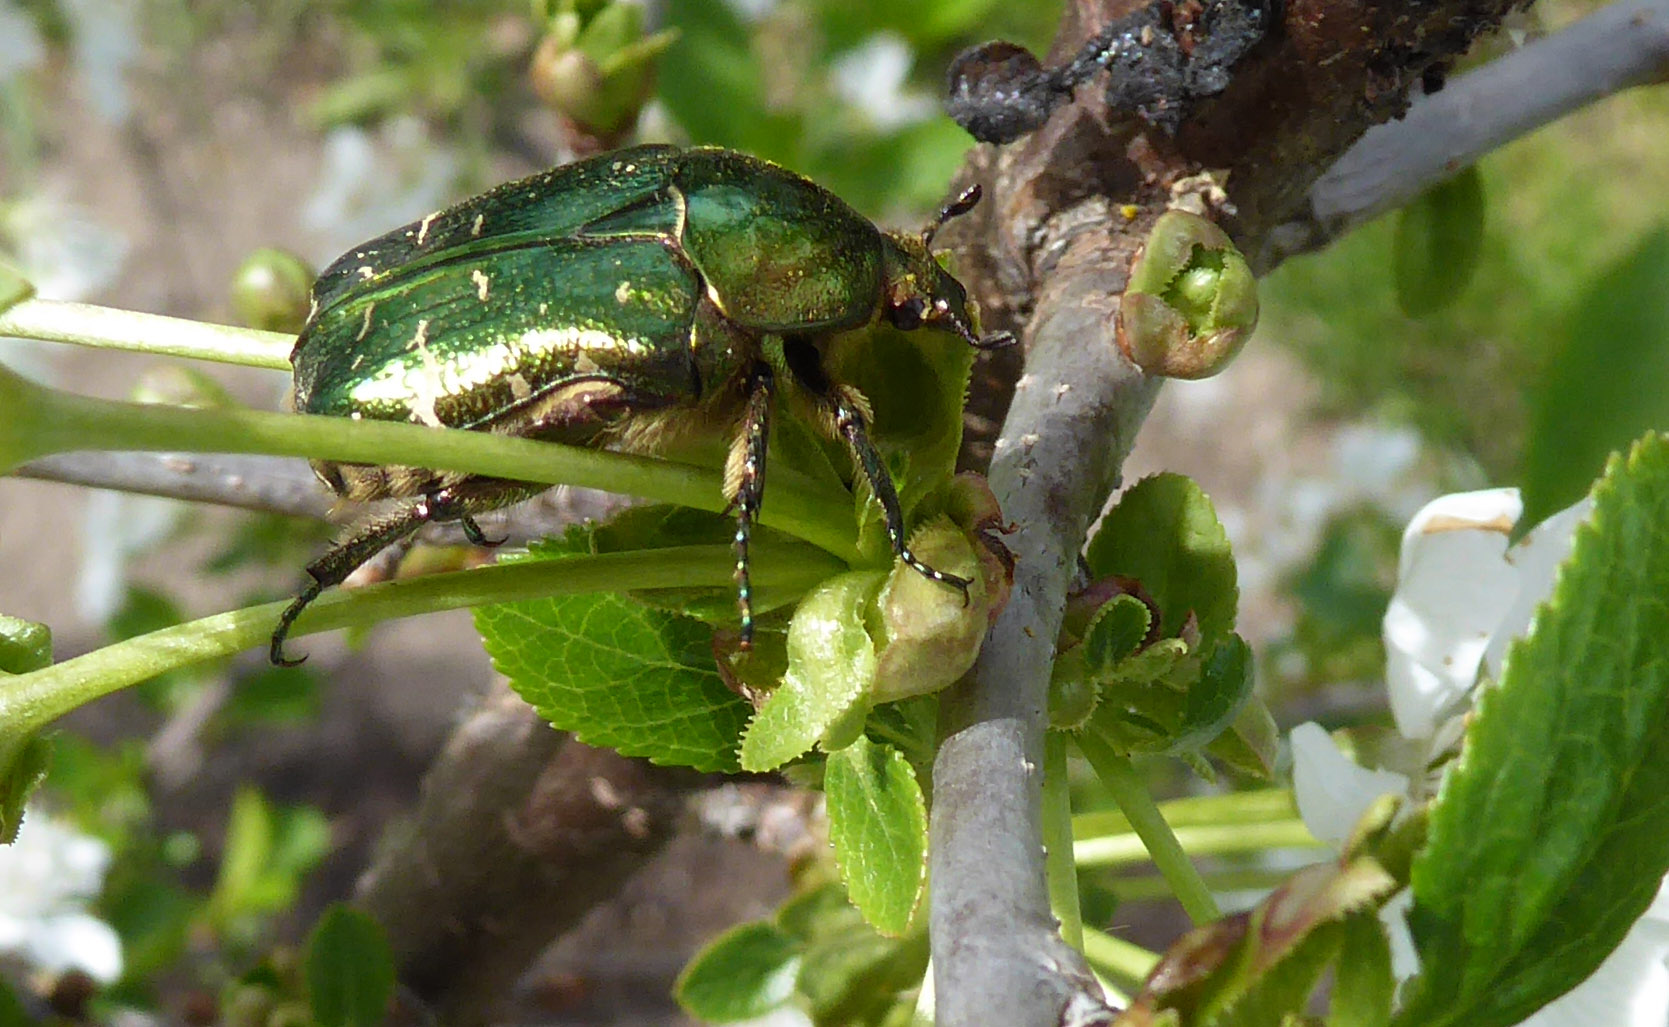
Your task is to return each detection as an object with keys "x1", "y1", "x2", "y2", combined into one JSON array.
[
  {"x1": 0, "y1": 299, "x2": 293, "y2": 369},
  {"x1": 0, "y1": 362, "x2": 861, "y2": 563},
  {"x1": 1074, "y1": 787, "x2": 1301, "y2": 837},
  {"x1": 1079, "y1": 926, "x2": 1158, "y2": 998},
  {"x1": 0, "y1": 541, "x2": 842, "y2": 738},
  {"x1": 1042, "y1": 732, "x2": 1084, "y2": 951},
  {"x1": 1074, "y1": 730, "x2": 1221, "y2": 925},
  {"x1": 1101, "y1": 867, "x2": 1306, "y2": 904},
  {"x1": 1074, "y1": 819, "x2": 1323, "y2": 867}
]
